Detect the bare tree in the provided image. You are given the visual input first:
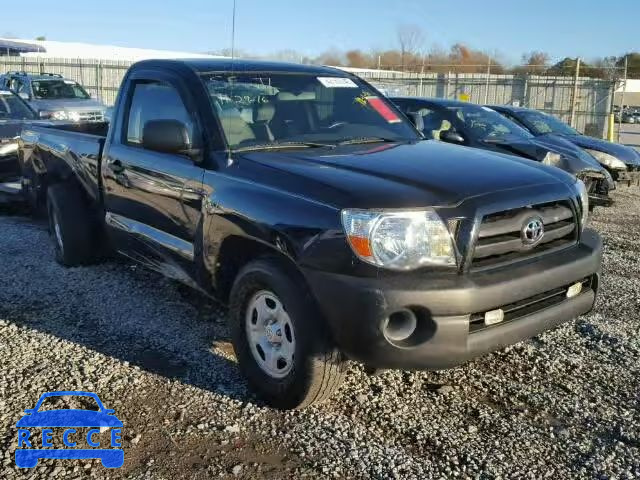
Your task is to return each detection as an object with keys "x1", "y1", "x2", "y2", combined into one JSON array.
[{"x1": 397, "y1": 24, "x2": 424, "y2": 71}]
